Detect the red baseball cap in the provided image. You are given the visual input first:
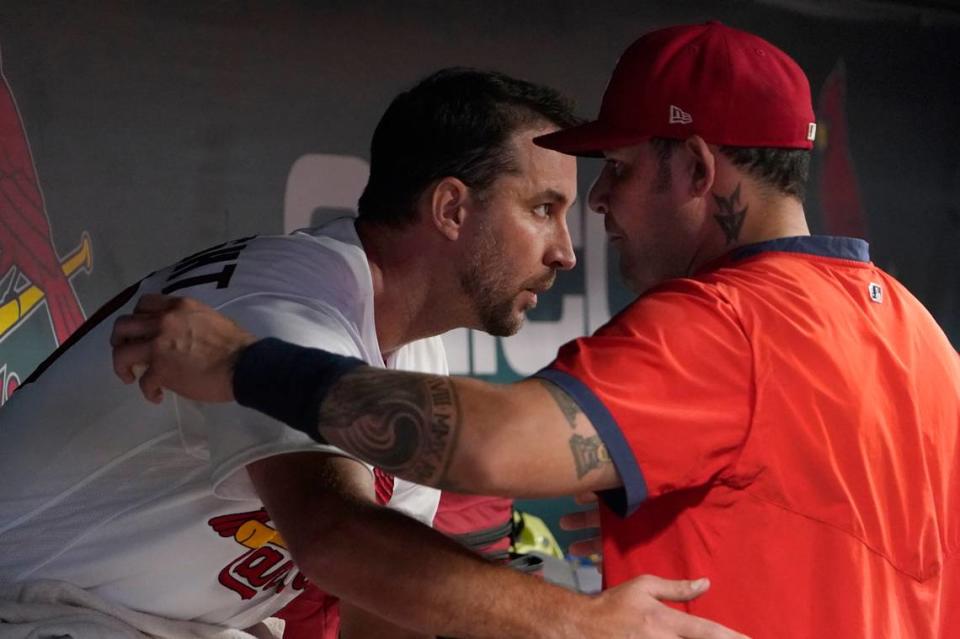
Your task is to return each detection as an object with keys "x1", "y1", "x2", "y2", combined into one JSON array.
[{"x1": 535, "y1": 22, "x2": 816, "y2": 156}]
